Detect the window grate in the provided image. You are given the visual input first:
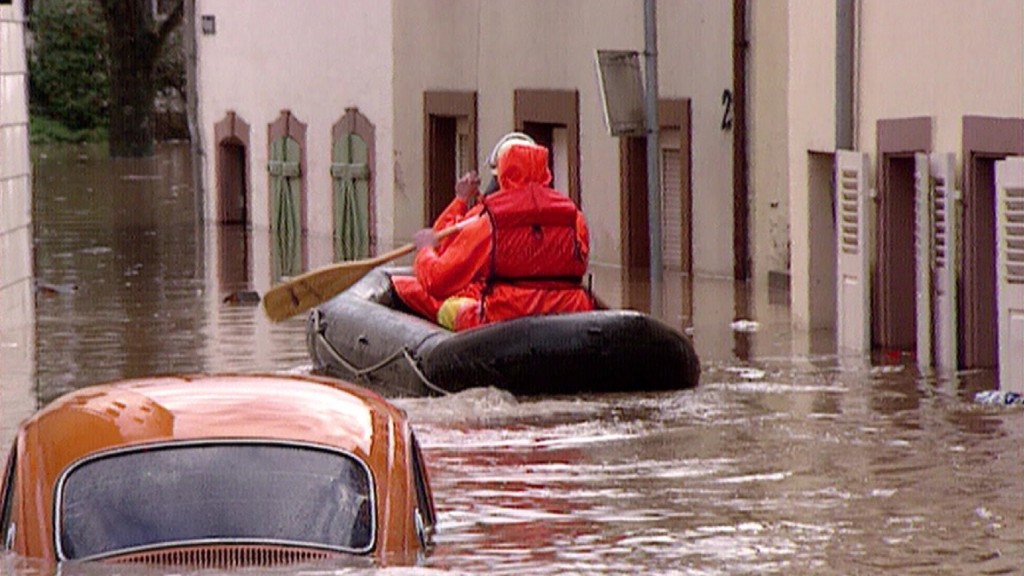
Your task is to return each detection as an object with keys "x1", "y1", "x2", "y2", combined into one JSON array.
[
  {"x1": 932, "y1": 177, "x2": 948, "y2": 270},
  {"x1": 839, "y1": 168, "x2": 860, "y2": 255},
  {"x1": 1004, "y1": 187, "x2": 1024, "y2": 284},
  {"x1": 105, "y1": 545, "x2": 338, "y2": 569}
]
